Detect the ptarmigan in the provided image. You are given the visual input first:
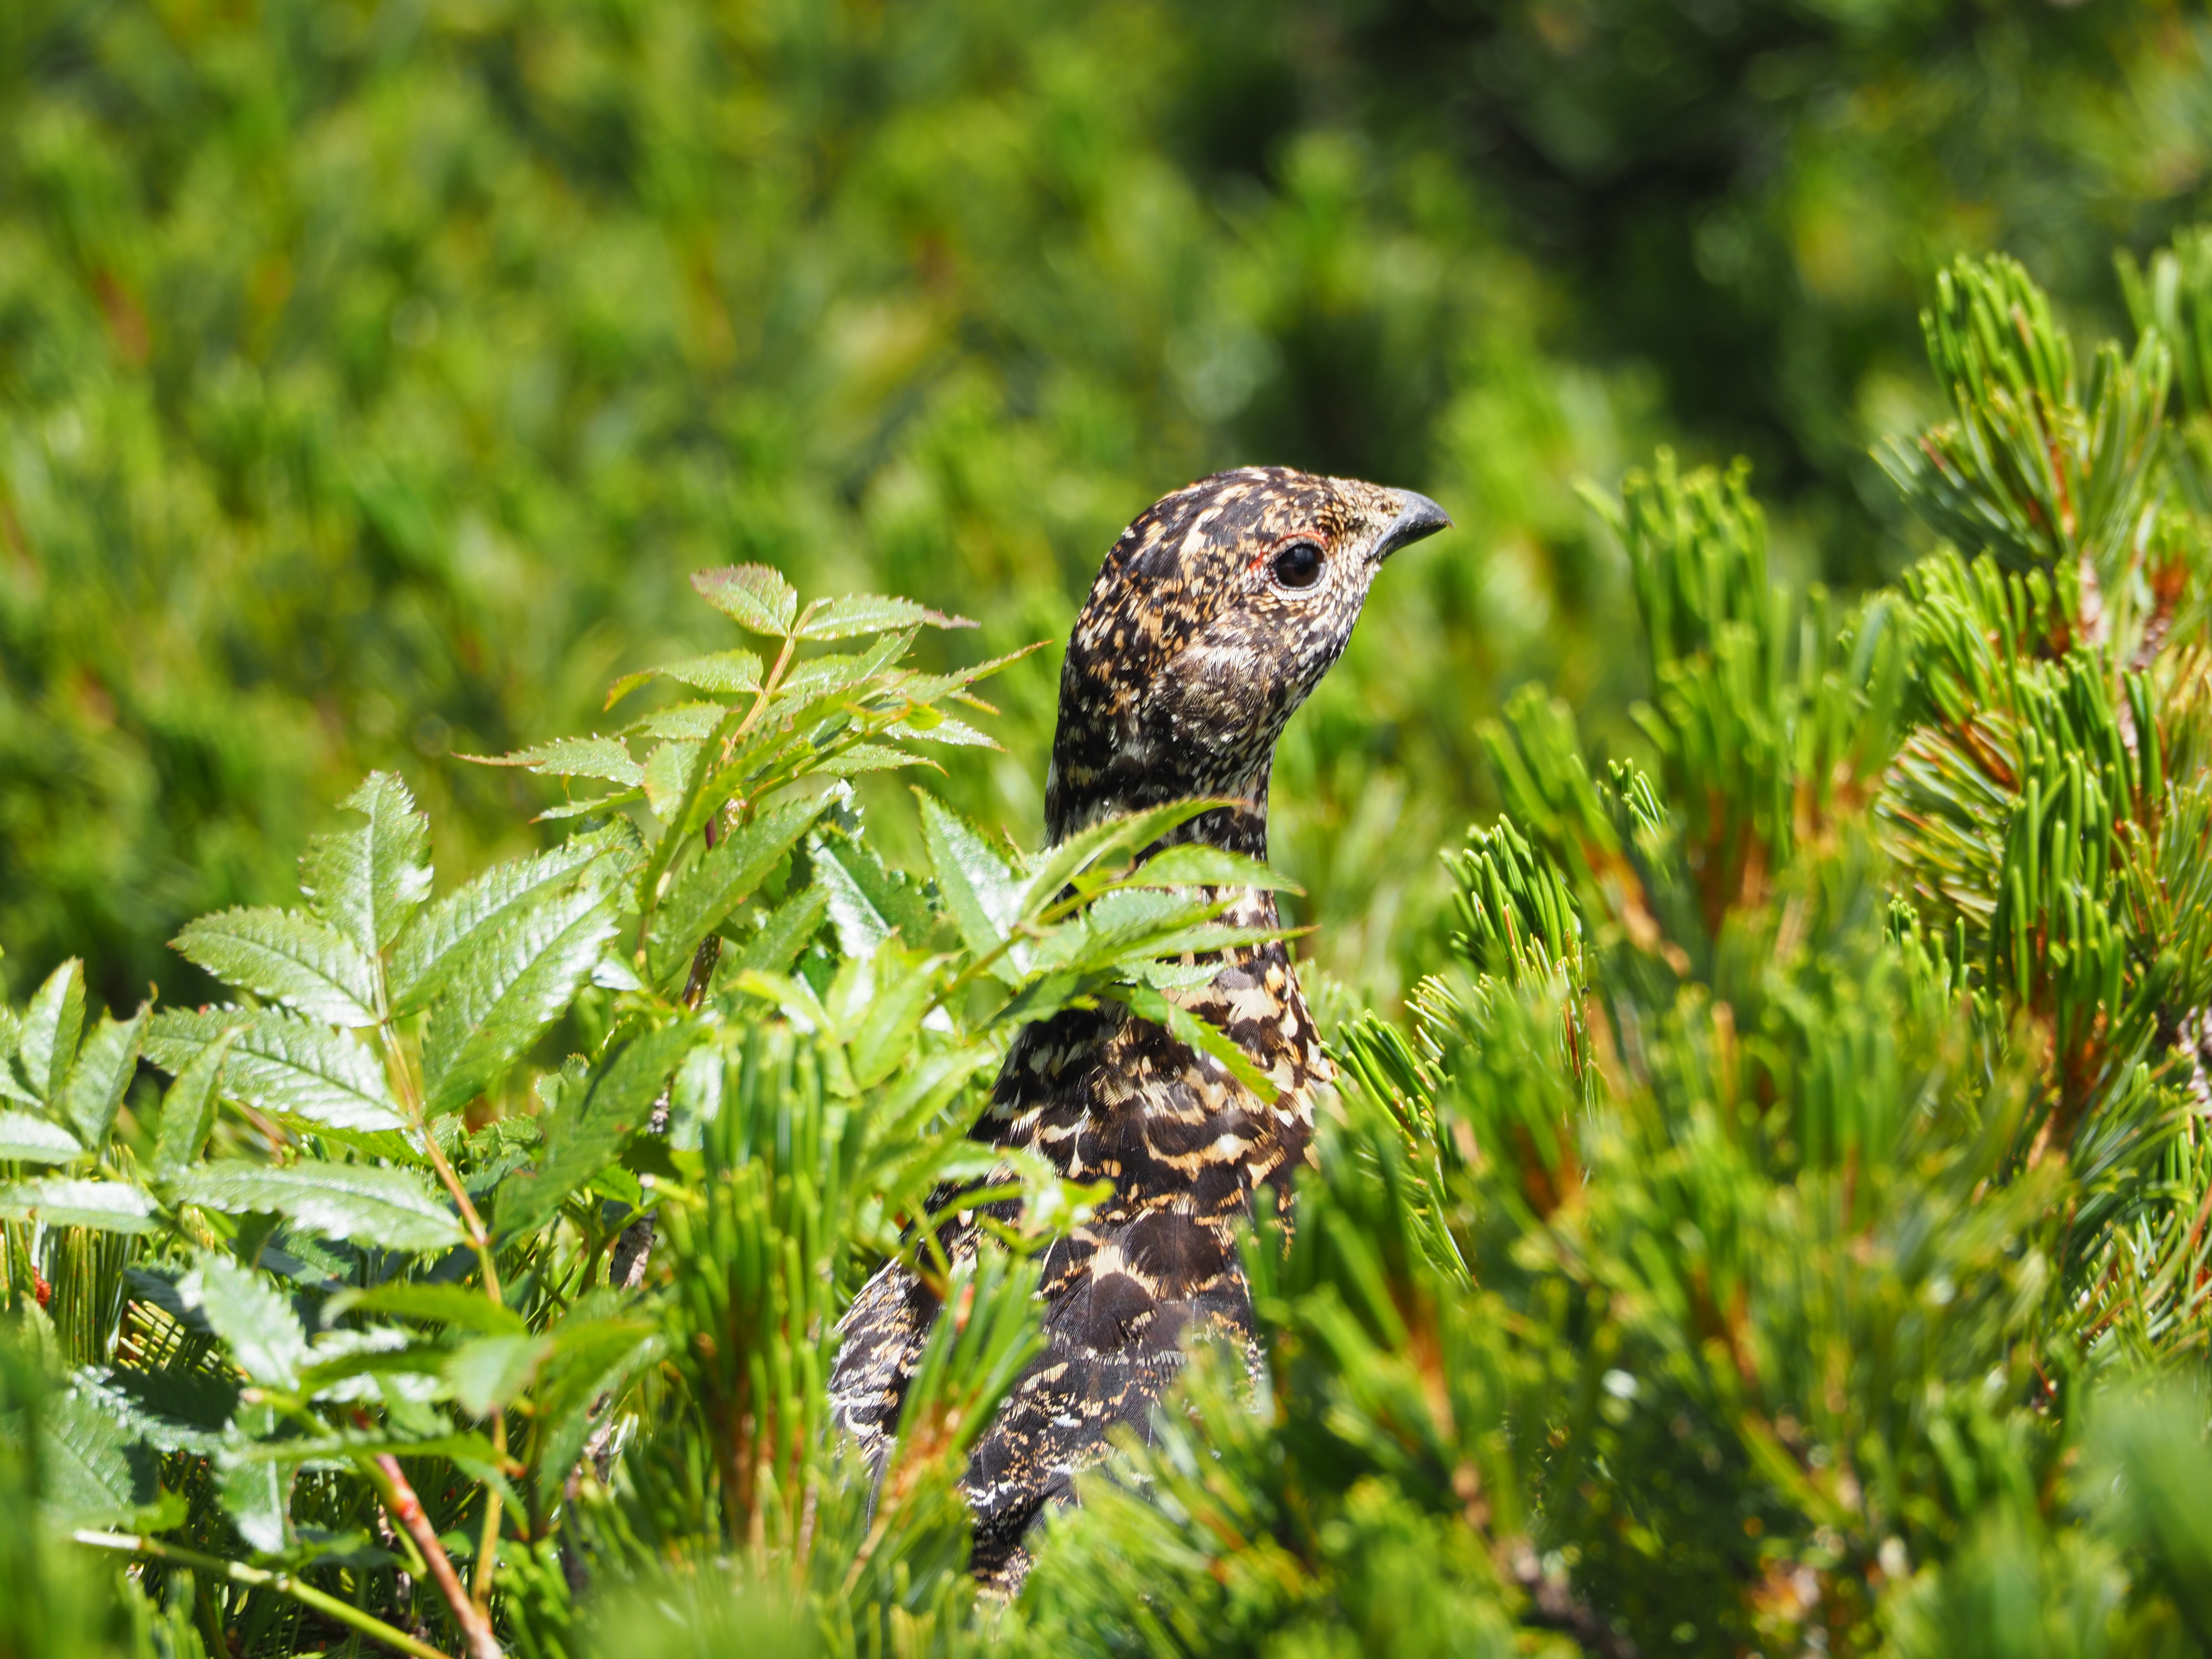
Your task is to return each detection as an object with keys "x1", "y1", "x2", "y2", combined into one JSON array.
[{"x1": 828, "y1": 466, "x2": 1451, "y2": 1587}]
